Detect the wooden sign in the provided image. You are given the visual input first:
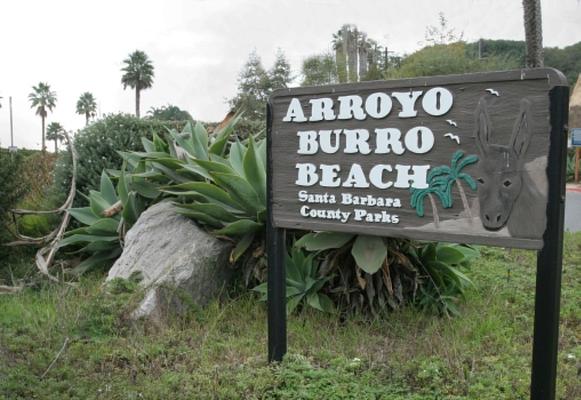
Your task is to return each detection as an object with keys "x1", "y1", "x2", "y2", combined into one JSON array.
[
  {"x1": 269, "y1": 69, "x2": 568, "y2": 250},
  {"x1": 266, "y1": 68, "x2": 569, "y2": 400}
]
